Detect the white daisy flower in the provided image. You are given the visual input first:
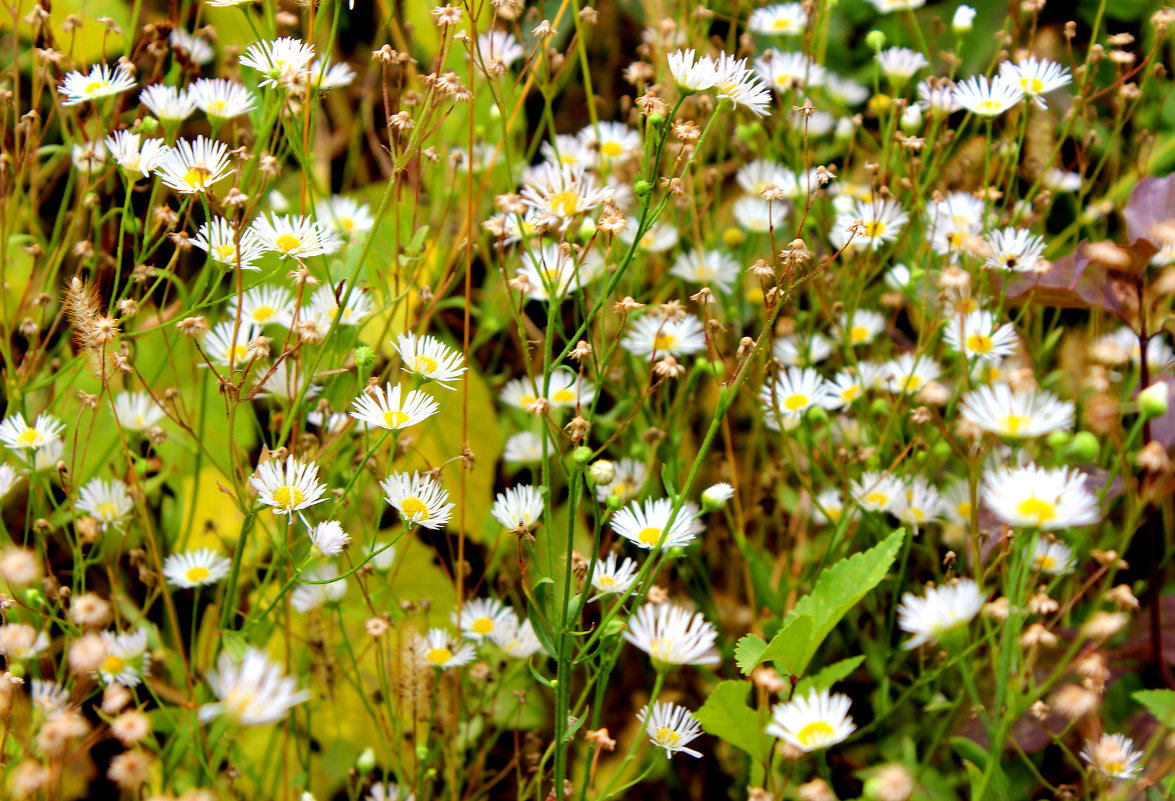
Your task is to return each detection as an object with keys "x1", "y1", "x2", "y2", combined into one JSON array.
[
  {"x1": 713, "y1": 53, "x2": 773, "y2": 116},
  {"x1": 897, "y1": 578, "x2": 985, "y2": 648},
  {"x1": 917, "y1": 78, "x2": 961, "y2": 113},
  {"x1": 249, "y1": 213, "x2": 342, "y2": 260},
  {"x1": 308, "y1": 520, "x2": 350, "y2": 556},
  {"x1": 504, "y1": 432, "x2": 544, "y2": 463},
  {"x1": 894, "y1": 476, "x2": 944, "y2": 526},
  {"x1": 925, "y1": 191, "x2": 987, "y2": 259},
  {"x1": 1043, "y1": 168, "x2": 1083, "y2": 193},
  {"x1": 1033, "y1": 539, "x2": 1074, "y2": 576},
  {"x1": 839, "y1": 309, "x2": 887, "y2": 347},
  {"x1": 76, "y1": 478, "x2": 134, "y2": 528},
  {"x1": 760, "y1": 366, "x2": 837, "y2": 419},
  {"x1": 767, "y1": 688, "x2": 856, "y2": 752},
  {"x1": 624, "y1": 603, "x2": 719, "y2": 666},
  {"x1": 476, "y1": 30, "x2": 525, "y2": 72},
  {"x1": 753, "y1": 50, "x2": 826, "y2": 92},
  {"x1": 773, "y1": 333, "x2": 833, "y2": 366},
  {"x1": 611, "y1": 498, "x2": 703, "y2": 550},
  {"x1": 200, "y1": 647, "x2": 310, "y2": 726},
  {"x1": 944, "y1": 310, "x2": 1018, "y2": 361},
  {"x1": 595, "y1": 457, "x2": 647, "y2": 503},
  {"x1": 191, "y1": 217, "x2": 266, "y2": 271},
  {"x1": 490, "y1": 617, "x2": 545, "y2": 658},
  {"x1": 827, "y1": 371, "x2": 865, "y2": 408},
  {"x1": 202, "y1": 321, "x2": 261, "y2": 367},
  {"x1": 308, "y1": 282, "x2": 372, "y2": 327},
  {"x1": 170, "y1": 28, "x2": 214, "y2": 64},
  {"x1": 415, "y1": 629, "x2": 476, "y2": 669},
  {"x1": 641, "y1": 702, "x2": 704, "y2": 758},
  {"x1": 491, "y1": 485, "x2": 544, "y2": 530},
  {"x1": 381, "y1": 472, "x2": 454, "y2": 529},
  {"x1": 865, "y1": 0, "x2": 926, "y2": 11},
  {"x1": 71, "y1": 140, "x2": 108, "y2": 175},
  {"x1": 811, "y1": 487, "x2": 848, "y2": 526},
  {"x1": 455, "y1": 597, "x2": 517, "y2": 641},
  {"x1": 1081, "y1": 733, "x2": 1144, "y2": 780},
  {"x1": 942, "y1": 482, "x2": 975, "y2": 526},
  {"x1": 519, "y1": 162, "x2": 611, "y2": 221},
  {"x1": 875, "y1": 47, "x2": 929, "y2": 82},
  {"x1": 239, "y1": 285, "x2": 296, "y2": 328},
  {"x1": 882, "y1": 353, "x2": 941, "y2": 394},
  {"x1": 747, "y1": 3, "x2": 808, "y2": 36},
  {"x1": 315, "y1": 195, "x2": 375, "y2": 236},
  {"x1": 736, "y1": 159, "x2": 791, "y2": 195},
  {"x1": 31, "y1": 679, "x2": 71, "y2": 715},
  {"x1": 113, "y1": 392, "x2": 165, "y2": 432},
  {"x1": 670, "y1": 249, "x2": 740, "y2": 293},
  {"x1": 306, "y1": 60, "x2": 355, "y2": 90},
  {"x1": 0, "y1": 464, "x2": 19, "y2": 500},
  {"x1": 290, "y1": 564, "x2": 347, "y2": 611},
  {"x1": 825, "y1": 73, "x2": 870, "y2": 106},
  {"x1": 578, "y1": 121, "x2": 641, "y2": 162},
  {"x1": 163, "y1": 549, "x2": 232, "y2": 588},
  {"x1": 621, "y1": 314, "x2": 707, "y2": 358},
  {"x1": 834, "y1": 198, "x2": 909, "y2": 250},
  {"x1": 955, "y1": 74, "x2": 1024, "y2": 117},
  {"x1": 960, "y1": 384, "x2": 1074, "y2": 439},
  {"x1": 733, "y1": 196, "x2": 788, "y2": 233},
  {"x1": 999, "y1": 57, "x2": 1071, "y2": 109},
  {"x1": 0, "y1": 412, "x2": 65, "y2": 451},
  {"x1": 983, "y1": 227, "x2": 1046, "y2": 272},
  {"x1": 590, "y1": 553, "x2": 640, "y2": 599},
  {"x1": 701, "y1": 482, "x2": 734, "y2": 511},
  {"x1": 667, "y1": 48, "x2": 719, "y2": 92},
  {"x1": 250, "y1": 455, "x2": 328, "y2": 515},
  {"x1": 349, "y1": 383, "x2": 440, "y2": 431},
  {"x1": 546, "y1": 372, "x2": 595, "y2": 408},
  {"x1": 515, "y1": 243, "x2": 604, "y2": 301},
  {"x1": 0, "y1": 624, "x2": 49, "y2": 660},
  {"x1": 139, "y1": 84, "x2": 197, "y2": 121},
  {"x1": 239, "y1": 37, "x2": 316, "y2": 89},
  {"x1": 540, "y1": 134, "x2": 594, "y2": 170},
  {"x1": 189, "y1": 78, "x2": 256, "y2": 121},
  {"x1": 983, "y1": 464, "x2": 1098, "y2": 530},
  {"x1": 59, "y1": 64, "x2": 136, "y2": 106},
  {"x1": 104, "y1": 131, "x2": 171, "y2": 178},
  {"x1": 155, "y1": 136, "x2": 231, "y2": 194},
  {"x1": 394, "y1": 333, "x2": 466, "y2": 389},
  {"x1": 851, "y1": 470, "x2": 904, "y2": 514},
  {"x1": 98, "y1": 628, "x2": 149, "y2": 686}
]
